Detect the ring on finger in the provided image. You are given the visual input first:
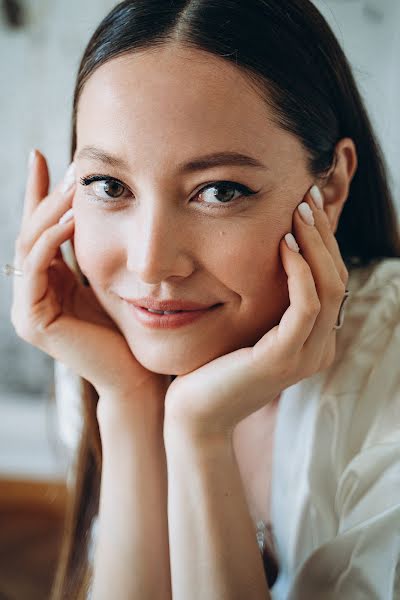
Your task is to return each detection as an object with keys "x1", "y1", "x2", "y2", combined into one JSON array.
[
  {"x1": 333, "y1": 289, "x2": 350, "y2": 330},
  {"x1": 2, "y1": 263, "x2": 23, "y2": 277}
]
